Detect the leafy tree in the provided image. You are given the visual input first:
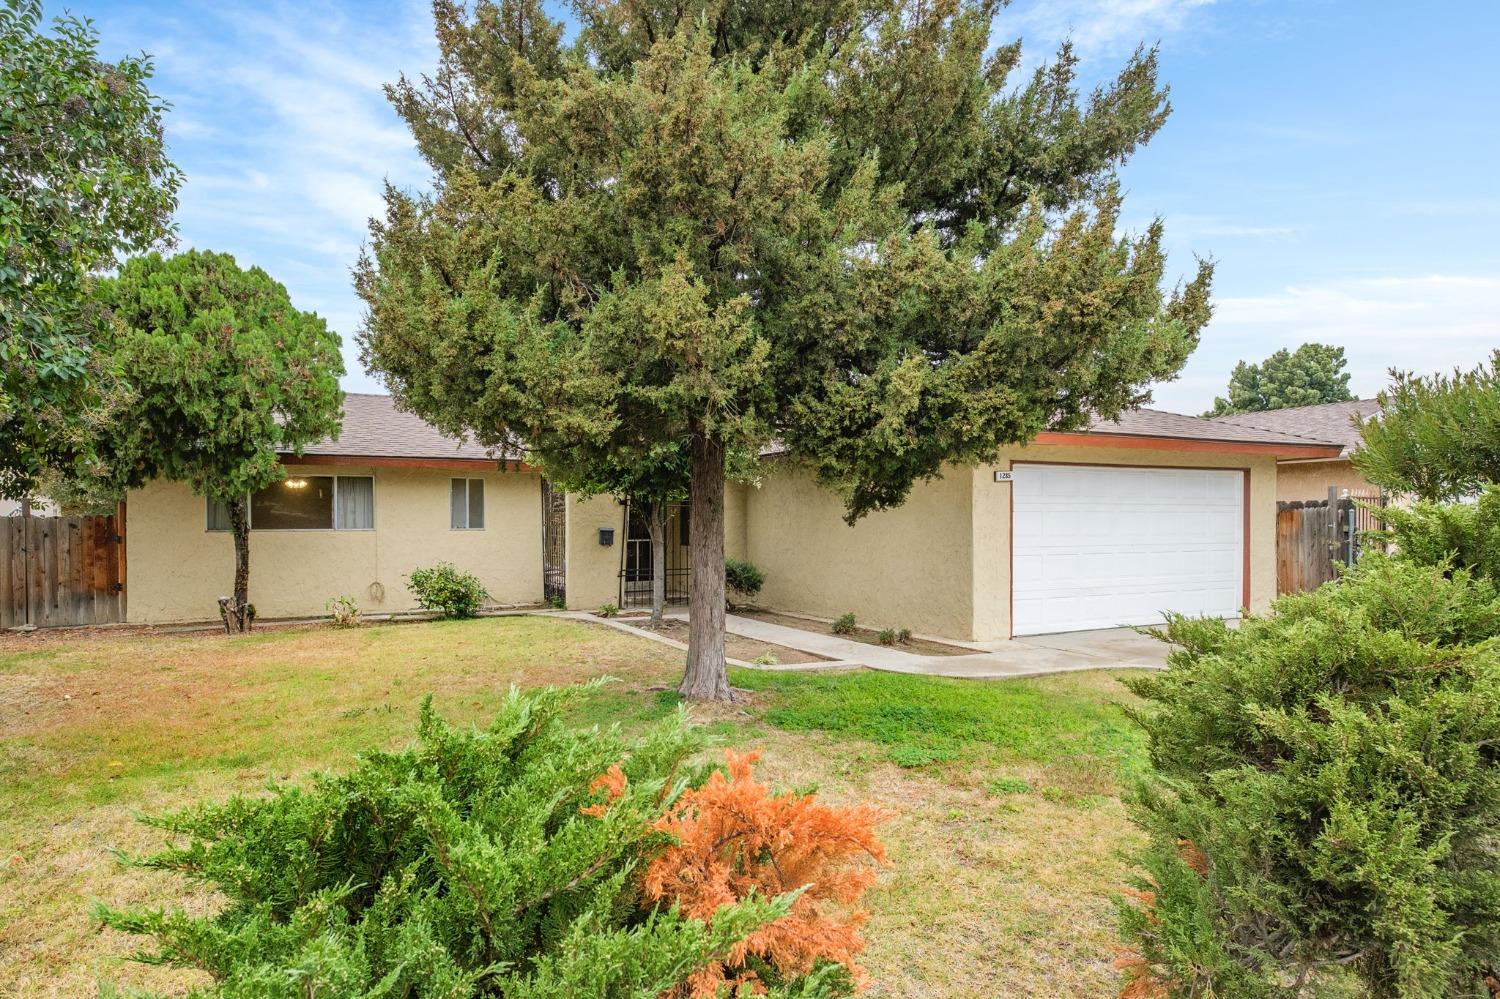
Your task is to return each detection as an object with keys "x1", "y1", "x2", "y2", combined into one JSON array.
[
  {"x1": 1371, "y1": 486, "x2": 1500, "y2": 583},
  {"x1": 1354, "y1": 351, "x2": 1500, "y2": 500},
  {"x1": 0, "y1": 0, "x2": 181, "y2": 500},
  {"x1": 1120, "y1": 555, "x2": 1500, "y2": 998},
  {"x1": 90, "y1": 250, "x2": 343, "y2": 631},
  {"x1": 98, "y1": 684, "x2": 872, "y2": 997},
  {"x1": 1204, "y1": 342, "x2": 1355, "y2": 417},
  {"x1": 357, "y1": 0, "x2": 1214, "y2": 700}
]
